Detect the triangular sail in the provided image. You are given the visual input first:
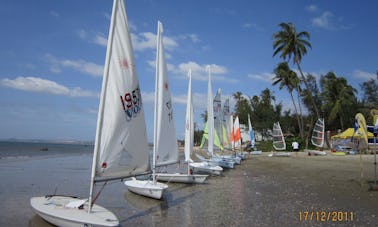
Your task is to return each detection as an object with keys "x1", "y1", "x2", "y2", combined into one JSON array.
[
  {"x1": 248, "y1": 114, "x2": 255, "y2": 147},
  {"x1": 206, "y1": 66, "x2": 214, "y2": 156},
  {"x1": 213, "y1": 89, "x2": 223, "y2": 147},
  {"x1": 222, "y1": 98, "x2": 231, "y2": 148},
  {"x1": 153, "y1": 21, "x2": 179, "y2": 167},
  {"x1": 273, "y1": 122, "x2": 286, "y2": 150},
  {"x1": 91, "y1": 0, "x2": 150, "y2": 182},
  {"x1": 232, "y1": 116, "x2": 241, "y2": 149},
  {"x1": 200, "y1": 122, "x2": 223, "y2": 150},
  {"x1": 311, "y1": 118, "x2": 325, "y2": 148},
  {"x1": 184, "y1": 70, "x2": 194, "y2": 163}
]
